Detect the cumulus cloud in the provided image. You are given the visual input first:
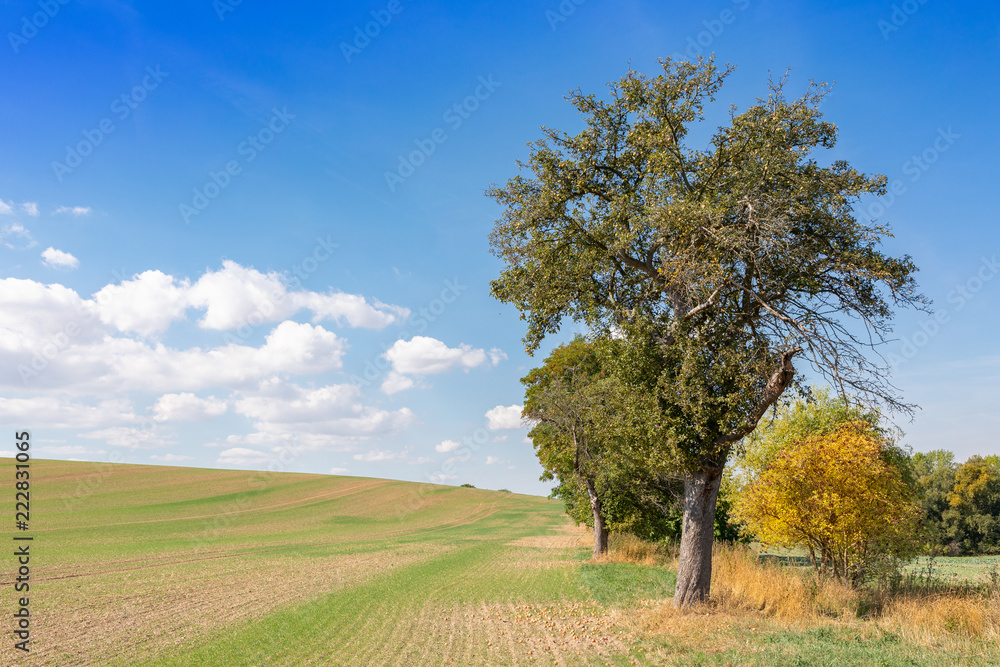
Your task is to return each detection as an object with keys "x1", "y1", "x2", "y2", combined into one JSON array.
[
  {"x1": 2, "y1": 318, "x2": 347, "y2": 393},
  {"x1": 94, "y1": 270, "x2": 191, "y2": 335},
  {"x1": 435, "y1": 439, "x2": 462, "y2": 453},
  {"x1": 152, "y1": 393, "x2": 227, "y2": 422},
  {"x1": 380, "y1": 371, "x2": 414, "y2": 395},
  {"x1": 0, "y1": 200, "x2": 12, "y2": 215},
  {"x1": 385, "y1": 337, "x2": 489, "y2": 375},
  {"x1": 87, "y1": 261, "x2": 407, "y2": 336},
  {"x1": 381, "y1": 336, "x2": 500, "y2": 393},
  {"x1": 485, "y1": 456, "x2": 508, "y2": 465},
  {"x1": 485, "y1": 404, "x2": 524, "y2": 430},
  {"x1": 54, "y1": 206, "x2": 91, "y2": 216},
  {"x1": 21, "y1": 202, "x2": 39, "y2": 217},
  {"x1": 215, "y1": 379, "x2": 415, "y2": 454},
  {"x1": 0, "y1": 396, "x2": 137, "y2": 428},
  {"x1": 330, "y1": 467, "x2": 350, "y2": 475},
  {"x1": 41, "y1": 247, "x2": 79, "y2": 269}
]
